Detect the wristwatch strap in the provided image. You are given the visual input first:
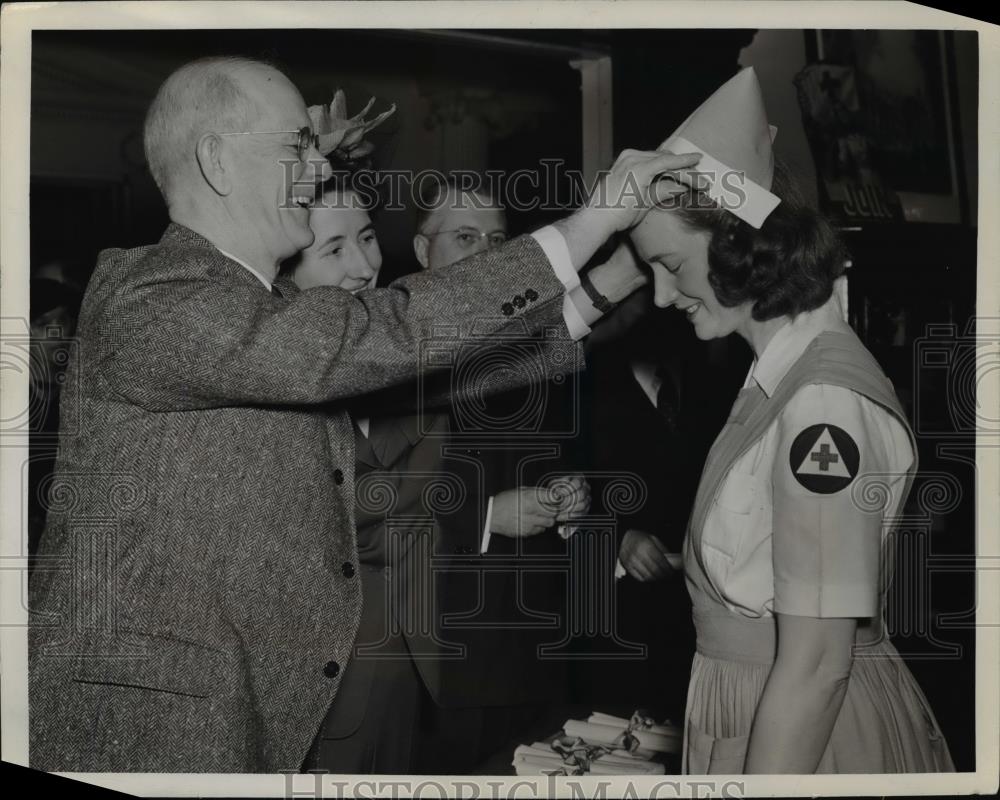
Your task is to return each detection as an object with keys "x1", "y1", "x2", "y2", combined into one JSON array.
[{"x1": 580, "y1": 270, "x2": 616, "y2": 314}]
